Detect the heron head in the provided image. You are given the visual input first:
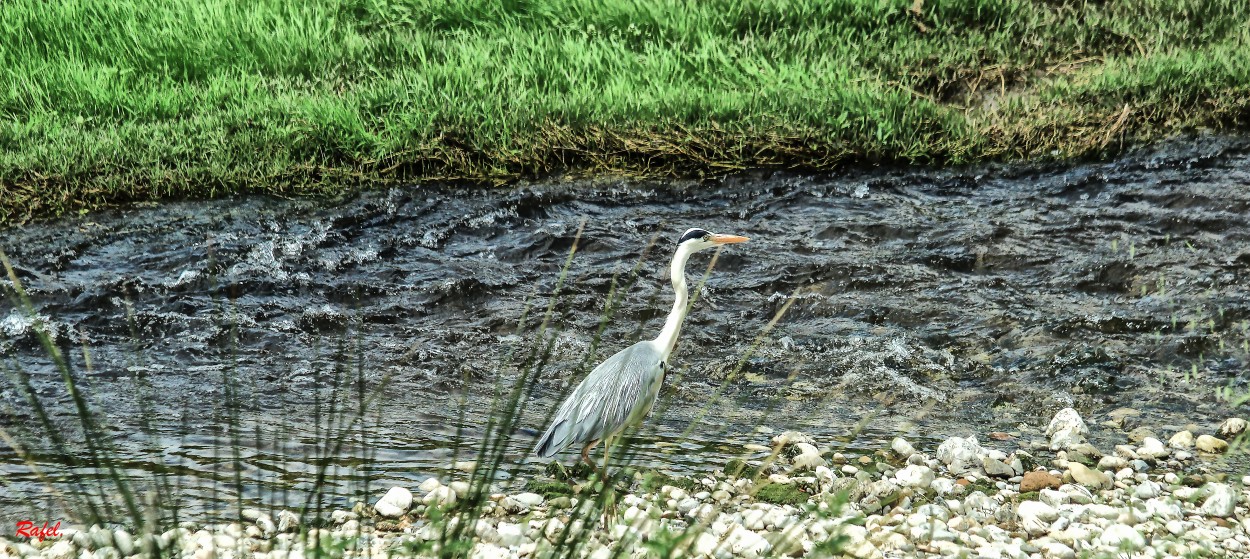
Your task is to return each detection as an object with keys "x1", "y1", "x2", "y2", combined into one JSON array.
[{"x1": 677, "y1": 228, "x2": 749, "y2": 252}]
